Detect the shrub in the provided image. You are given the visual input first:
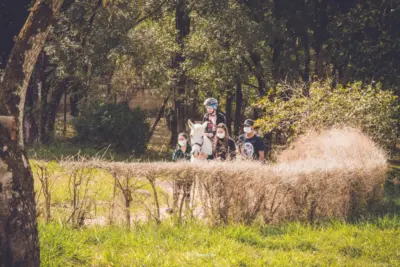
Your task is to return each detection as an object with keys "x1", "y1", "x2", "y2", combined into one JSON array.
[
  {"x1": 73, "y1": 103, "x2": 150, "y2": 155},
  {"x1": 255, "y1": 80, "x2": 399, "y2": 152}
]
